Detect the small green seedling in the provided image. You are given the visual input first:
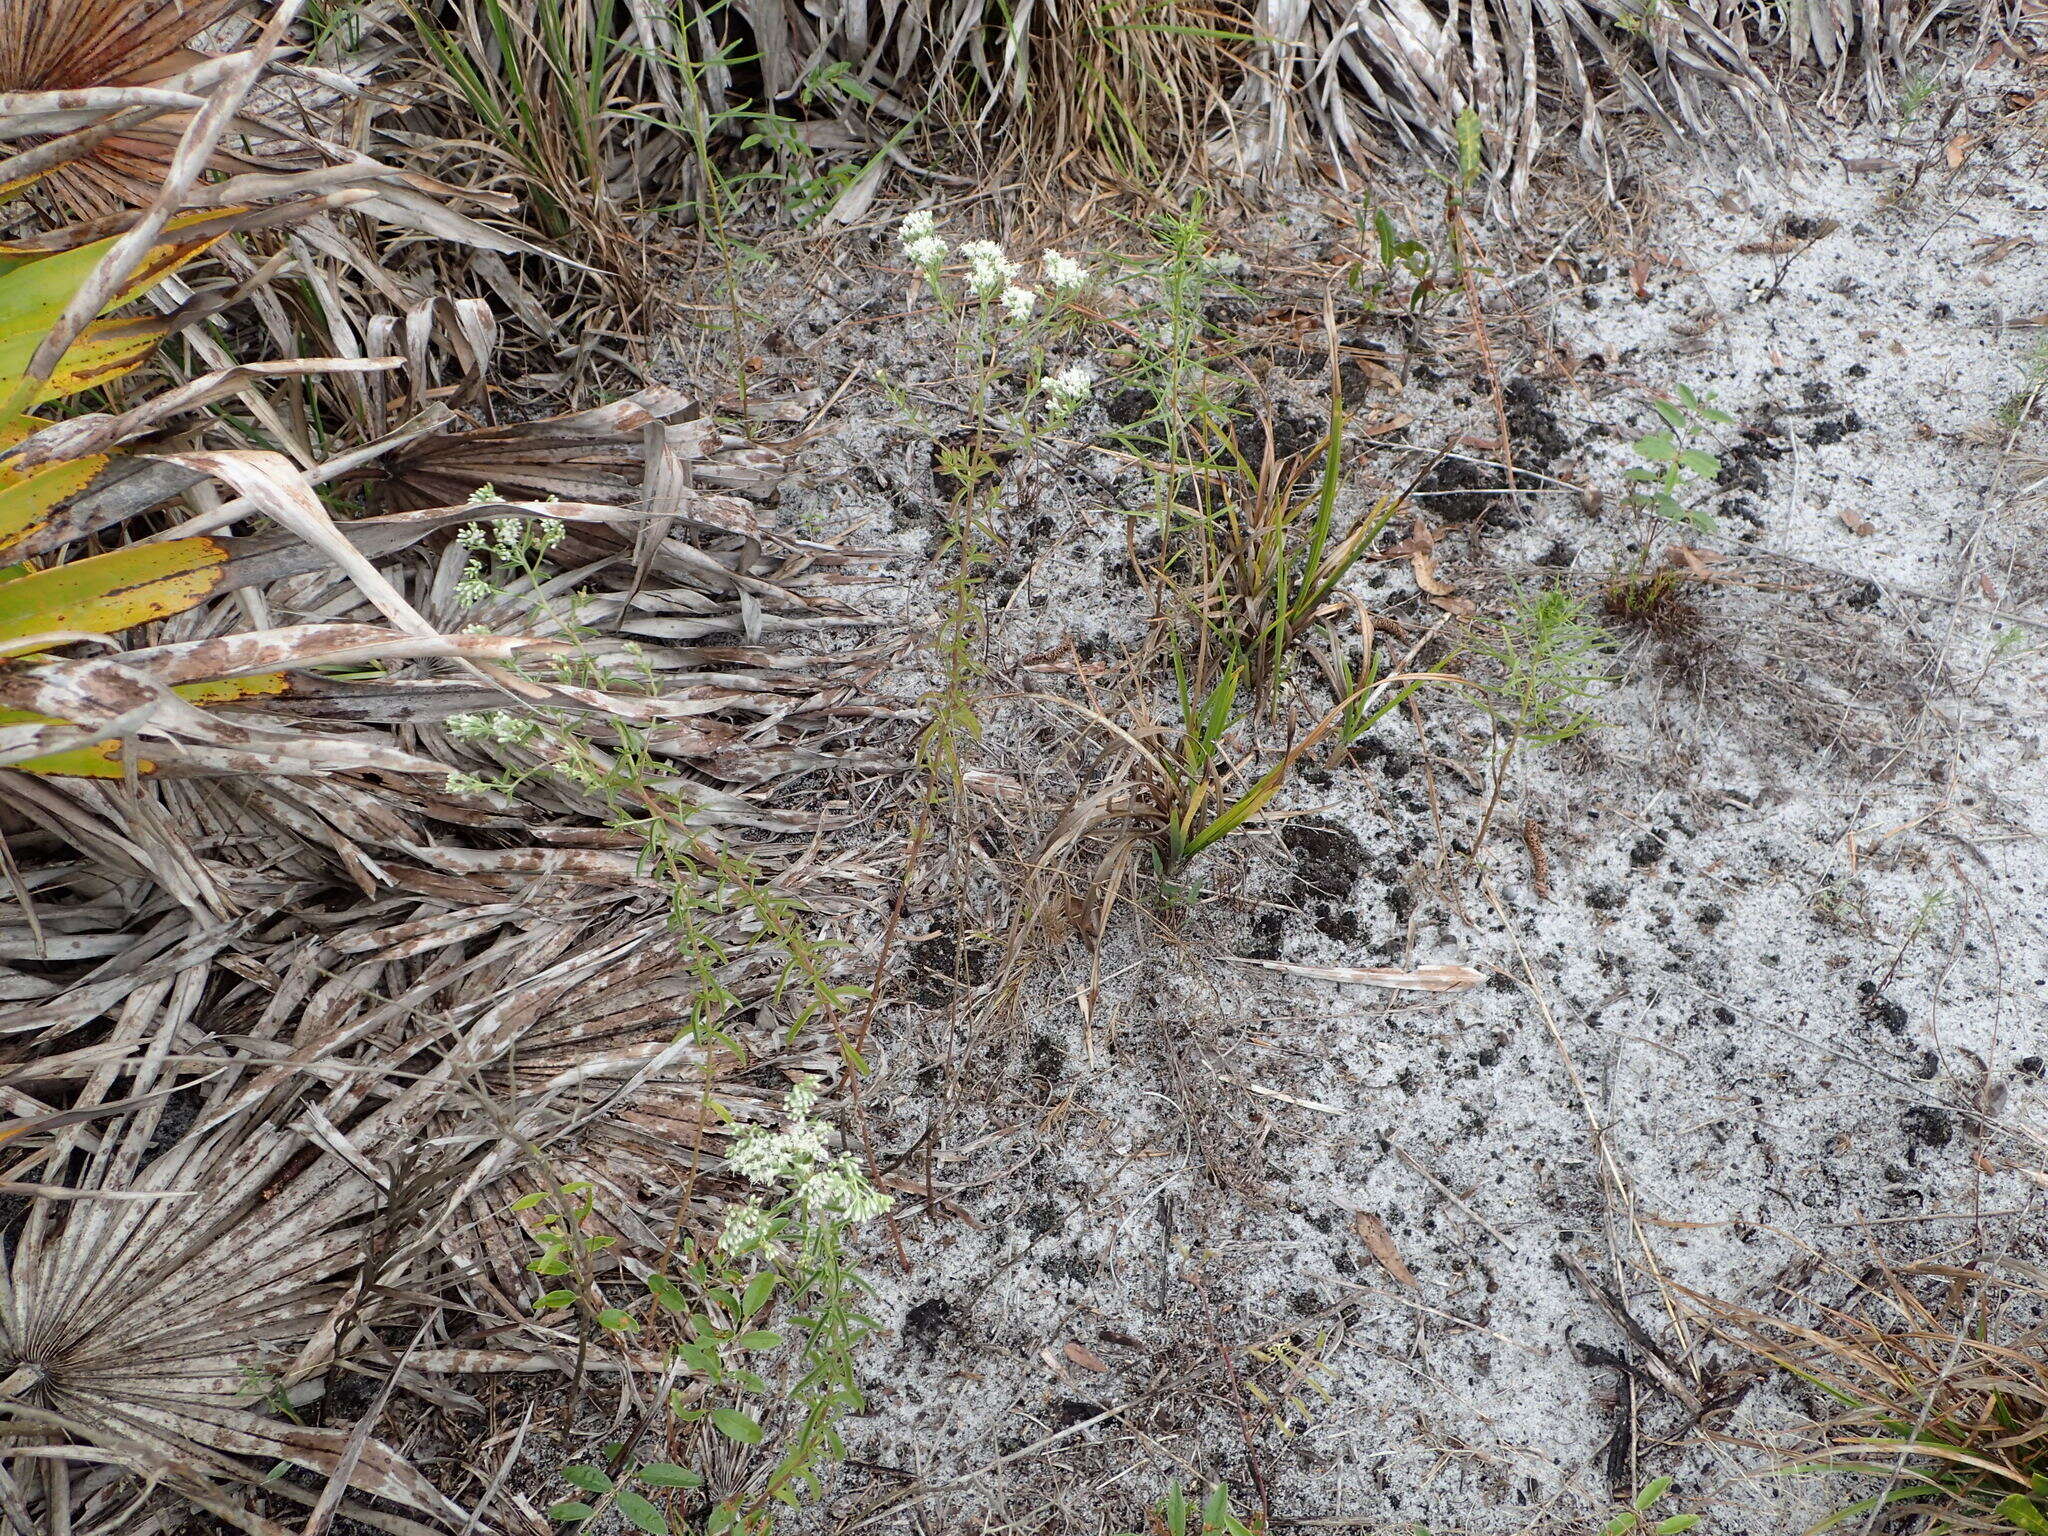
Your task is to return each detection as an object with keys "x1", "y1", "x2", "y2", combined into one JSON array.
[
  {"x1": 1625, "y1": 385, "x2": 1732, "y2": 532},
  {"x1": 1601, "y1": 1475, "x2": 1701, "y2": 1536},
  {"x1": 1454, "y1": 106, "x2": 1484, "y2": 190},
  {"x1": 1613, "y1": 0, "x2": 1665, "y2": 33},
  {"x1": 1114, "y1": 1482, "x2": 1263, "y2": 1536},
  {"x1": 1352, "y1": 203, "x2": 1438, "y2": 312},
  {"x1": 1898, "y1": 69, "x2": 1939, "y2": 124},
  {"x1": 548, "y1": 1458, "x2": 704, "y2": 1535}
]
